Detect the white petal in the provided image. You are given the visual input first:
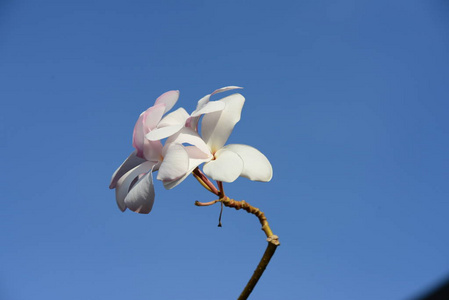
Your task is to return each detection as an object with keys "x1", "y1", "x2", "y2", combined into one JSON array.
[
  {"x1": 195, "y1": 94, "x2": 210, "y2": 111},
  {"x1": 203, "y1": 148, "x2": 243, "y2": 182},
  {"x1": 166, "y1": 127, "x2": 212, "y2": 157},
  {"x1": 132, "y1": 113, "x2": 146, "y2": 157},
  {"x1": 143, "y1": 104, "x2": 166, "y2": 131},
  {"x1": 193, "y1": 86, "x2": 242, "y2": 114},
  {"x1": 223, "y1": 144, "x2": 273, "y2": 182},
  {"x1": 184, "y1": 145, "x2": 211, "y2": 159},
  {"x1": 162, "y1": 146, "x2": 211, "y2": 190},
  {"x1": 157, "y1": 144, "x2": 189, "y2": 181},
  {"x1": 109, "y1": 150, "x2": 146, "y2": 189},
  {"x1": 210, "y1": 86, "x2": 243, "y2": 96},
  {"x1": 115, "y1": 161, "x2": 156, "y2": 212},
  {"x1": 142, "y1": 139, "x2": 163, "y2": 162},
  {"x1": 146, "y1": 124, "x2": 184, "y2": 141},
  {"x1": 201, "y1": 93, "x2": 245, "y2": 153},
  {"x1": 190, "y1": 101, "x2": 225, "y2": 117},
  {"x1": 158, "y1": 108, "x2": 189, "y2": 127},
  {"x1": 154, "y1": 90, "x2": 179, "y2": 114},
  {"x1": 124, "y1": 170, "x2": 155, "y2": 214}
]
